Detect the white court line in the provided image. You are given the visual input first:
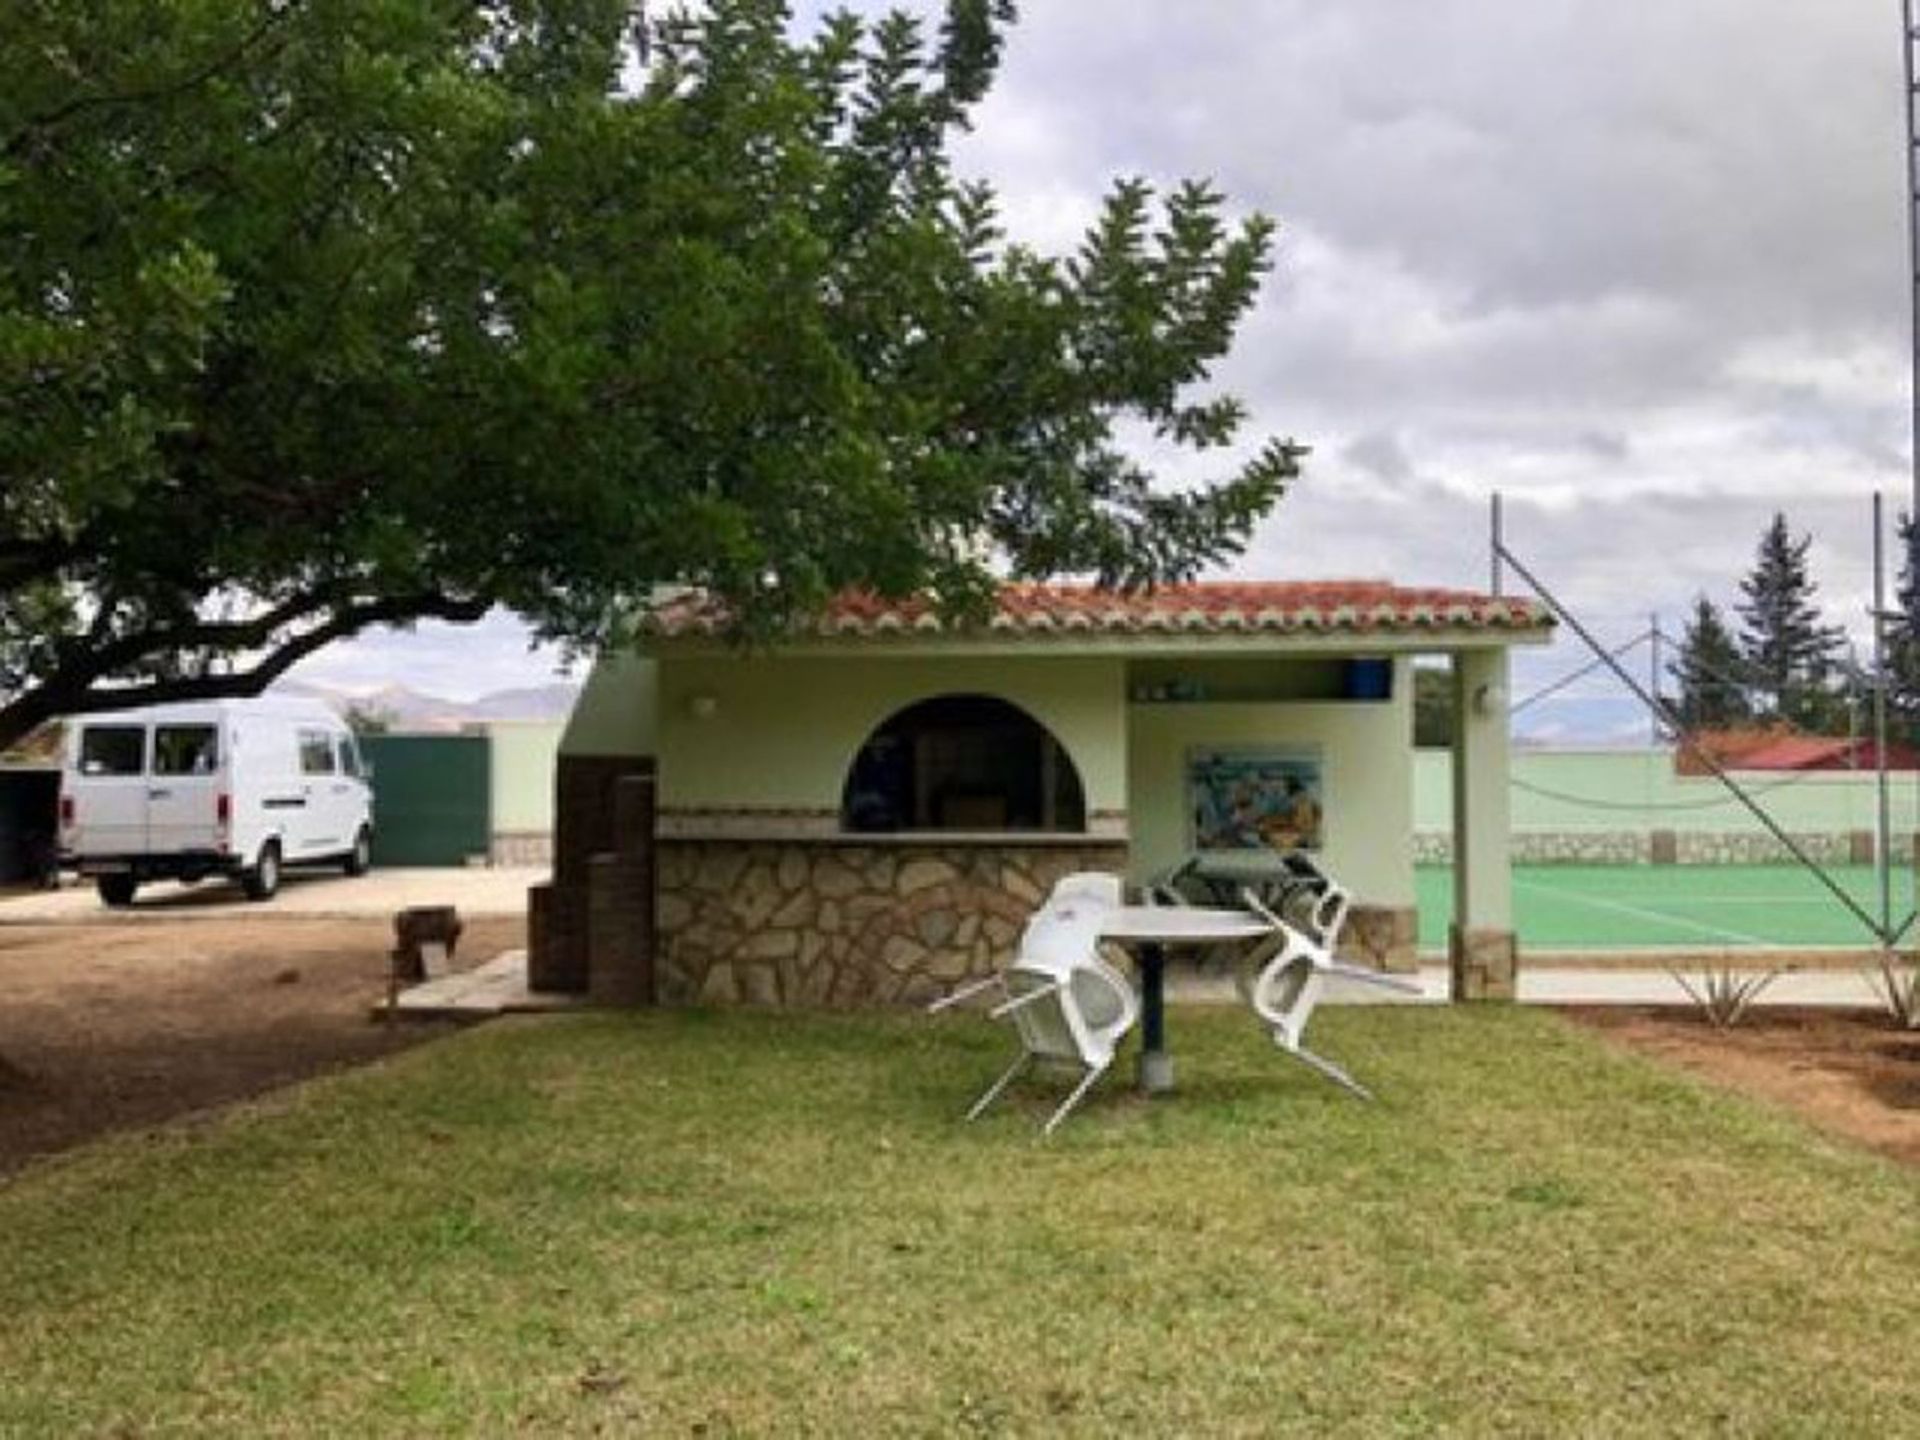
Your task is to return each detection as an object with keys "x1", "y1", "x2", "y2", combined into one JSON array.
[
  {"x1": 1628, "y1": 895, "x2": 1875, "y2": 908},
  {"x1": 1514, "y1": 876, "x2": 1775, "y2": 947}
]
